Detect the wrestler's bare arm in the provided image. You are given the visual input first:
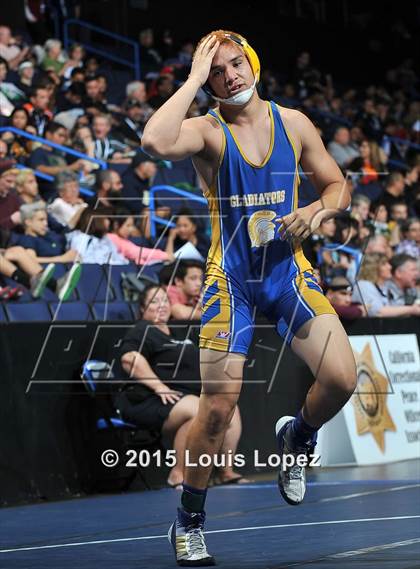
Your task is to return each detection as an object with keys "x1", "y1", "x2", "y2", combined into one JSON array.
[{"x1": 142, "y1": 35, "x2": 219, "y2": 161}]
